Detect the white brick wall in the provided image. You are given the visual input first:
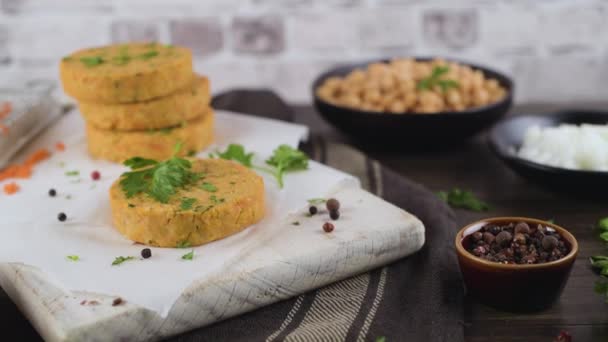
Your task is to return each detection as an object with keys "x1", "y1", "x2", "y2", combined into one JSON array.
[{"x1": 0, "y1": 0, "x2": 607, "y2": 104}]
